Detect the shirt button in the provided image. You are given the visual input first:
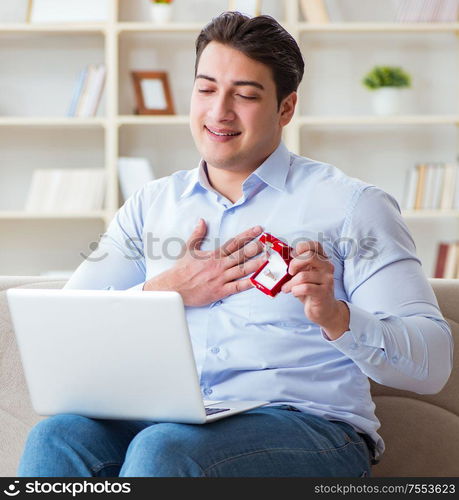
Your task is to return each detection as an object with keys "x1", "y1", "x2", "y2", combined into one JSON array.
[
  {"x1": 360, "y1": 334, "x2": 367, "y2": 343},
  {"x1": 350, "y1": 342, "x2": 359, "y2": 350},
  {"x1": 391, "y1": 355, "x2": 399, "y2": 364},
  {"x1": 203, "y1": 388, "x2": 213, "y2": 396},
  {"x1": 210, "y1": 347, "x2": 220, "y2": 354}
]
